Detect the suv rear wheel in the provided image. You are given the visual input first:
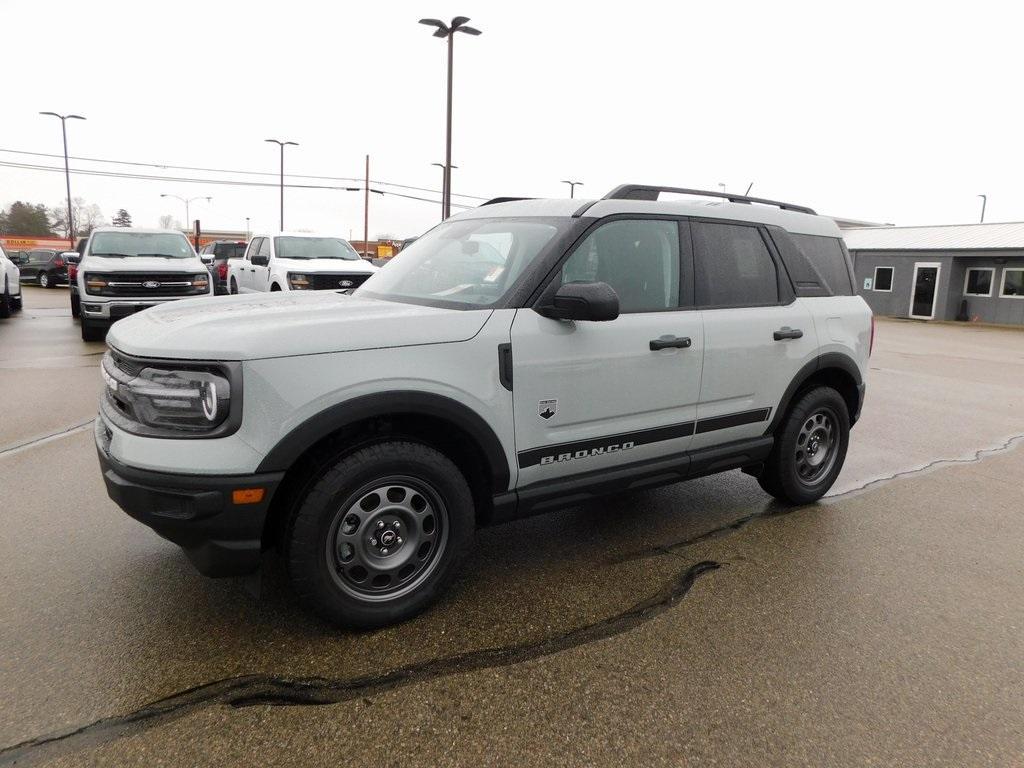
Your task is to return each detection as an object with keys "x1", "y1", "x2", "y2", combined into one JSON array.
[
  {"x1": 81, "y1": 320, "x2": 106, "y2": 342},
  {"x1": 285, "y1": 441, "x2": 475, "y2": 629},
  {"x1": 0, "y1": 281, "x2": 11, "y2": 319},
  {"x1": 39, "y1": 272, "x2": 51, "y2": 288},
  {"x1": 758, "y1": 386, "x2": 850, "y2": 504}
]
